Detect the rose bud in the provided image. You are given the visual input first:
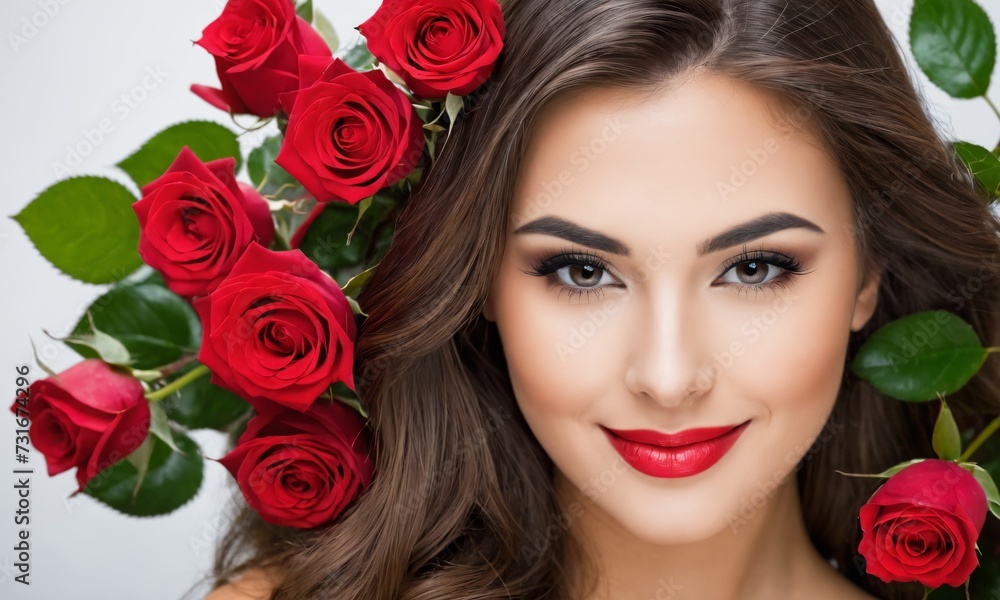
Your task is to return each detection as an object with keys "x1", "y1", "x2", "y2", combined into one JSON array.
[
  {"x1": 858, "y1": 459, "x2": 988, "y2": 589},
  {"x1": 358, "y1": 0, "x2": 505, "y2": 100},
  {"x1": 133, "y1": 146, "x2": 275, "y2": 299},
  {"x1": 192, "y1": 242, "x2": 356, "y2": 412},
  {"x1": 191, "y1": 0, "x2": 332, "y2": 118},
  {"x1": 9, "y1": 359, "x2": 151, "y2": 493},
  {"x1": 275, "y1": 56, "x2": 424, "y2": 204},
  {"x1": 217, "y1": 398, "x2": 373, "y2": 528}
]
